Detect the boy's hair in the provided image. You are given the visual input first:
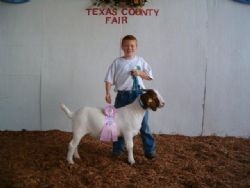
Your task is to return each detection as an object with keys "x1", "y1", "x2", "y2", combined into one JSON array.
[{"x1": 121, "y1": 35, "x2": 137, "y2": 46}]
